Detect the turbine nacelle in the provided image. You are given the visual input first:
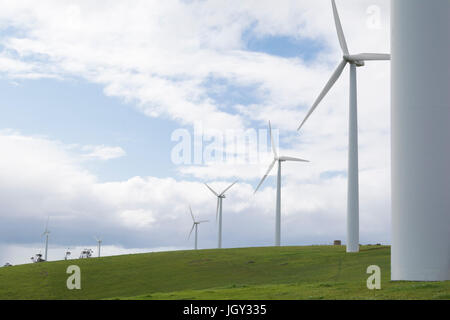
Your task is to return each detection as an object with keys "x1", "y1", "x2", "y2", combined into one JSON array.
[
  {"x1": 344, "y1": 54, "x2": 391, "y2": 66},
  {"x1": 275, "y1": 156, "x2": 308, "y2": 162},
  {"x1": 344, "y1": 55, "x2": 365, "y2": 67},
  {"x1": 274, "y1": 156, "x2": 288, "y2": 162},
  {"x1": 204, "y1": 181, "x2": 237, "y2": 200}
]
